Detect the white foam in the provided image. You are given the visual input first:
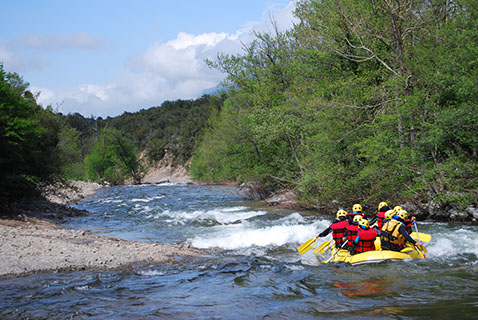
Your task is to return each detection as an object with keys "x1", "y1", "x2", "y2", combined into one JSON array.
[
  {"x1": 152, "y1": 207, "x2": 269, "y2": 225},
  {"x1": 138, "y1": 270, "x2": 166, "y2": 276},
  {"x1": 132, "y1": 204, "x2": 154, "y2": 214},
  {"x1": 190, "y1": 220, "x2": 327, "y2": 250},
  {"x1": 222, "y1": 206, "x2": 248, "y2": 212},
  {"x1": 130, "y1": 195, "x2": 165, "y2": 203},
  {"x1": 100, "y1": 199, "x2": 123, "y2": 204},
  {"x1": 154, "y1": 182, "x2": 182, "y2": 187},
  {"x1": 300, "y1": 251, "x2": 321, "y2": 266},
  {"x1": 277, "y1": 212, "x2": 307, "y2": 225},
  {"x1": 285, "y1": 264, "x2": 305, "y2": 271},
  {"x1": 74, "y1": 285, "x2": 90, "y2": 291},
  {"x1": 427, "y1": 227, "x2": 478, "y2": 259}
]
